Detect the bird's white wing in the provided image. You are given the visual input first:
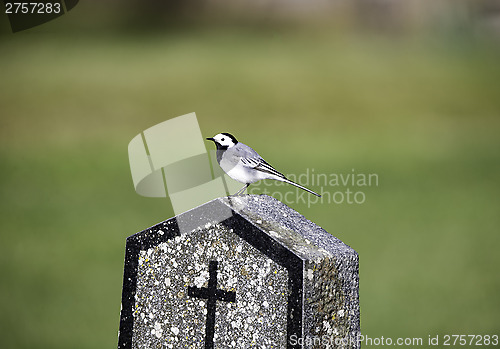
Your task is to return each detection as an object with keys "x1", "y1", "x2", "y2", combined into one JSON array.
[
  {"x1": 228, "y1": 142, "x2": 321, "y2": 197},
  {"x1": 240, "y1": 157, "x2": 286, "y2": 179}
]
